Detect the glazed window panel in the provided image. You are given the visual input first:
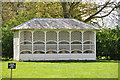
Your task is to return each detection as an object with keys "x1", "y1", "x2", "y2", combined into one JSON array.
[
  {"x1": 83, "y1": 31, "x2": 94, "y2": 42},
  {"x1": 20, "y1": 31, "x2": 32, "y2": 42},
  {"x1": 71, "y1": 31, "x2": 82, "y2": 41},
  {"x1": 46, "y1": 31, "x2": 57, "y2": 41},
  {"x1": 59, "y1": 31, "x2": 69, "y2": 41},
  {"x1": 33, "y1": 31, "x2": 44, "y2": 41}
]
